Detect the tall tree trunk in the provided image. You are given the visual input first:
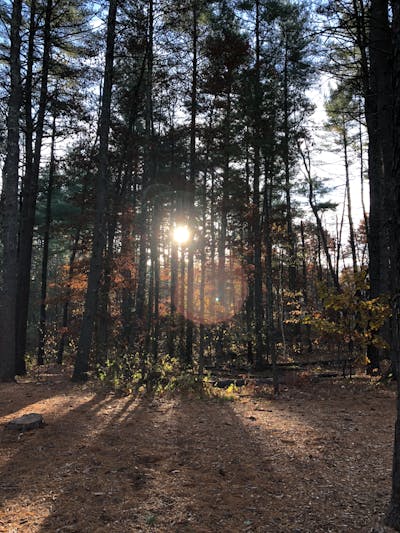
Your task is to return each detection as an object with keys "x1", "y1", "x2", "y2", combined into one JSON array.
[
  {"x1": 185, "y1": 0, "x2": 198, "y2": 366},
  {"x1": 365, "y1": 0, "x2": 393, "y2": 372},
  {"x1": 199, "y1": 169, "x2": 207, "y2": 376},
  {"x1": 169, "y1": 222, "x2": 178, "y2": 358},
  {"x1": 253, "y1": 0, "x2": 264, "y2": 369},
  {"x1": 135, "y1": 0, "x2": 154, "y2": 347},
  {"x1": 199, "y1": 109, "x2": 212, "y2": 374},
  {"x1": 178, "y1": 247, "x2": 186, "y2": 364},
  {"x1": 358, "y1": 99, "x2": 369, "y2": 237},
  {"x1": 385, "y1": 3, "x2": 400, "y2": 528},
  {"x1": 37, "y1": 113, "x2": 57, "y2": 365},
  {"x1": 120, "y1": 203, "x2": 135, "y2": 344},
  {"x1": 283, "y1": 35, "x2": 297, "y2": 295},
  {"x1": 216, "y1": 89, "x2": 232, "y2": 363},
  {"x1": 72, "y1": 0, "x2": 117, "y2": 381},
  {"x1": 210, "y1": 170, "x2": 216, "y2": 323},
  {"x1": 245, "y1": 140, "x2": 254, "y2": 365},
  {"x1": 0, "y1": 0, "x2": 23, "y2": 381},
  {"x1": 336, "y1": 189, "x2": 346, "y2": 279},
  {"x1": 151, "y1": 205, "x2": 160, "y2": 362},
  {"x1": 343, "y1": 128, "x2": 358, "y2": 273},
  {"x1": 264, "y1": 156, "x2": 278, "y2": 395},
  {"x1": 57, "y1": 230, "x2": 80, "y2": 365},
  {"x1": 16, "y1": 0, "x2": 53, "y2": 374},
  {"x1": 300, "y1": 221, "x2": 312, "y2": 354}
]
